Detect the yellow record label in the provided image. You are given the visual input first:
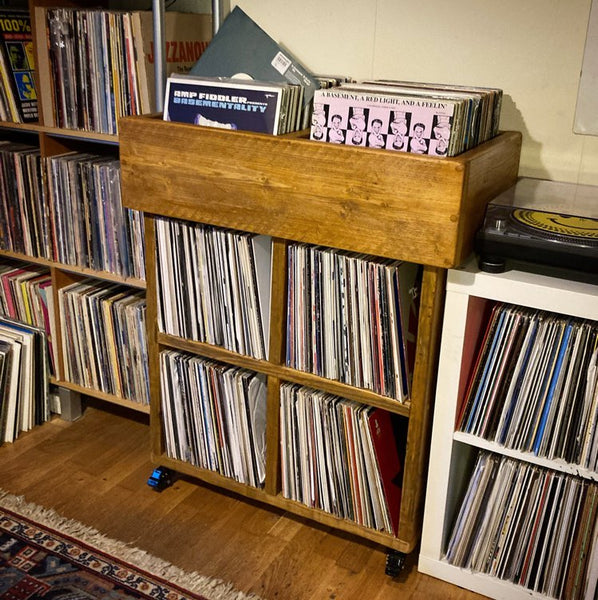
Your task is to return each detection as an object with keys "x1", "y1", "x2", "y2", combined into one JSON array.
[{"x1": 513, "y1": 209, "x2": 598, "y2": 239}]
